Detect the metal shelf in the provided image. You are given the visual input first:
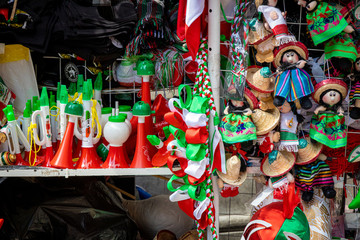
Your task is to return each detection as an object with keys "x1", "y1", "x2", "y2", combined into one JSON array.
[{"x1": 0, "y1": 166, "x2": 172, "y2": 178}]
